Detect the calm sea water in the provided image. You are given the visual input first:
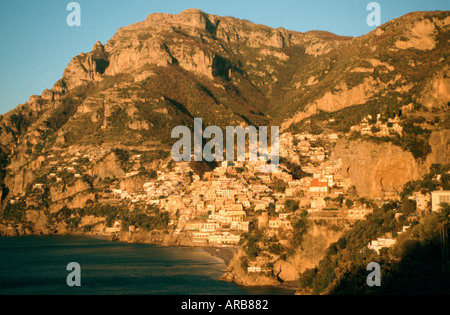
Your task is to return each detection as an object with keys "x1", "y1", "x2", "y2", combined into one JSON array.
[{"x1": 0, "y1": 236, "x2": 292, "y2": 295}]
